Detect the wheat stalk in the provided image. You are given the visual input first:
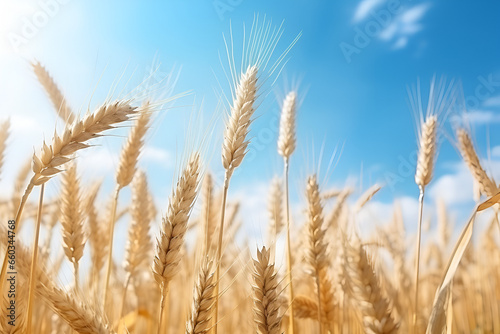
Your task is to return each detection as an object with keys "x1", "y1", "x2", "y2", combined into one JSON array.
[
  {"x1": 413, "y1": 115, "x2": 438, "y2": 332},
  {"x1": 252, "y1": 246, "x2": 282, "y2": 334},
  {"x1": 278, "y1": 90, "x2": 298, "y2": 334},
  {"x1": 152, "y1": 152, "x2": 202, "y2": 334},
  {"x1": 186, "y1": 259, "x2": 216, "y2": 334},
  {"x1": 32, "y1": 61, "x2": 76, "y2": 124},
  {"x1": 201, "y1": 173, "x2": 217, "y2": 254},
  {"x1": 215, "y1": 65, "x2": 258, "y2": 332}
]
